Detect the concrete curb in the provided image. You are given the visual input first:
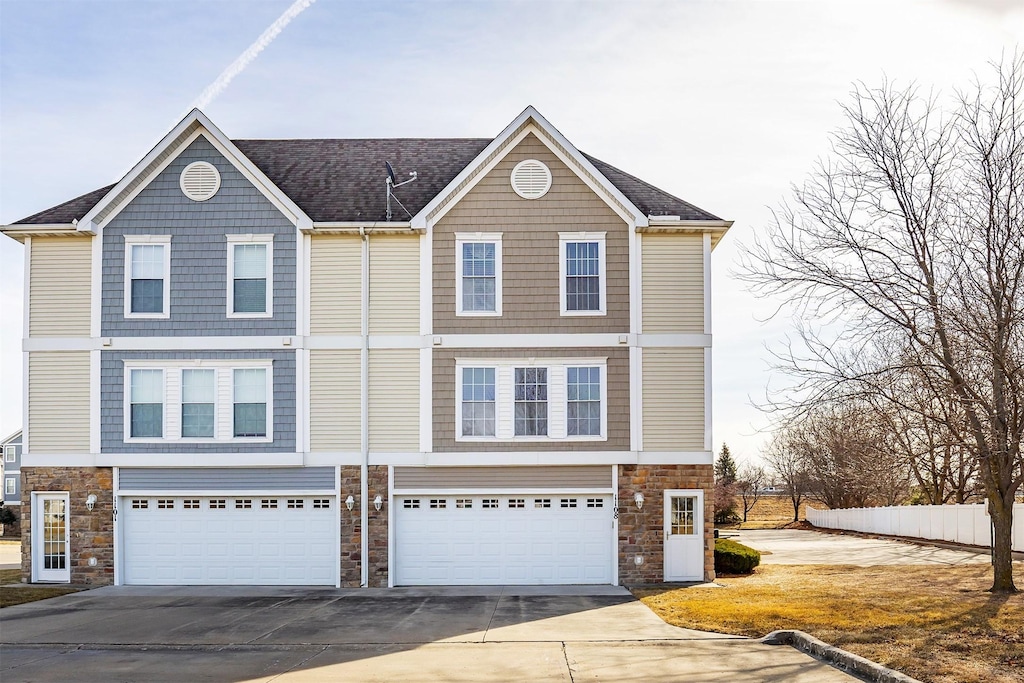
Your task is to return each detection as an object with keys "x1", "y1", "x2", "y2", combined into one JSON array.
[{"x1": 760, "y1": 630, "x2": 922, "y2": 683}]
